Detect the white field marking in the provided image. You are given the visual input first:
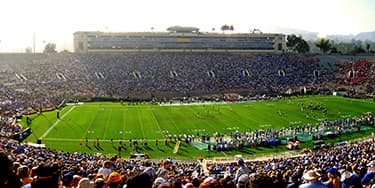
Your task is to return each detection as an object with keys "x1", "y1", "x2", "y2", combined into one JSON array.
[
  {"x1": 102, "y1": 108, "x2": 112, "y2": 139},
  {"x1": 149, "y1": 106, "x2": 164, "y2": 139},
  {"x1": 39, "y1": 106, "x2": 76, "y2": 139},
  {"x1": 221, "y1": 151, "x2": 228, "y2": 157},
  {"x1": 160, "y1": 101, "x2": 228, "y2": 106},
  {"x1": 136, "y1": 107, "x2": 146, "y2": 138},
  {"x1": 43, "y1": 137, "x2": 159, "y2": 142}
]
